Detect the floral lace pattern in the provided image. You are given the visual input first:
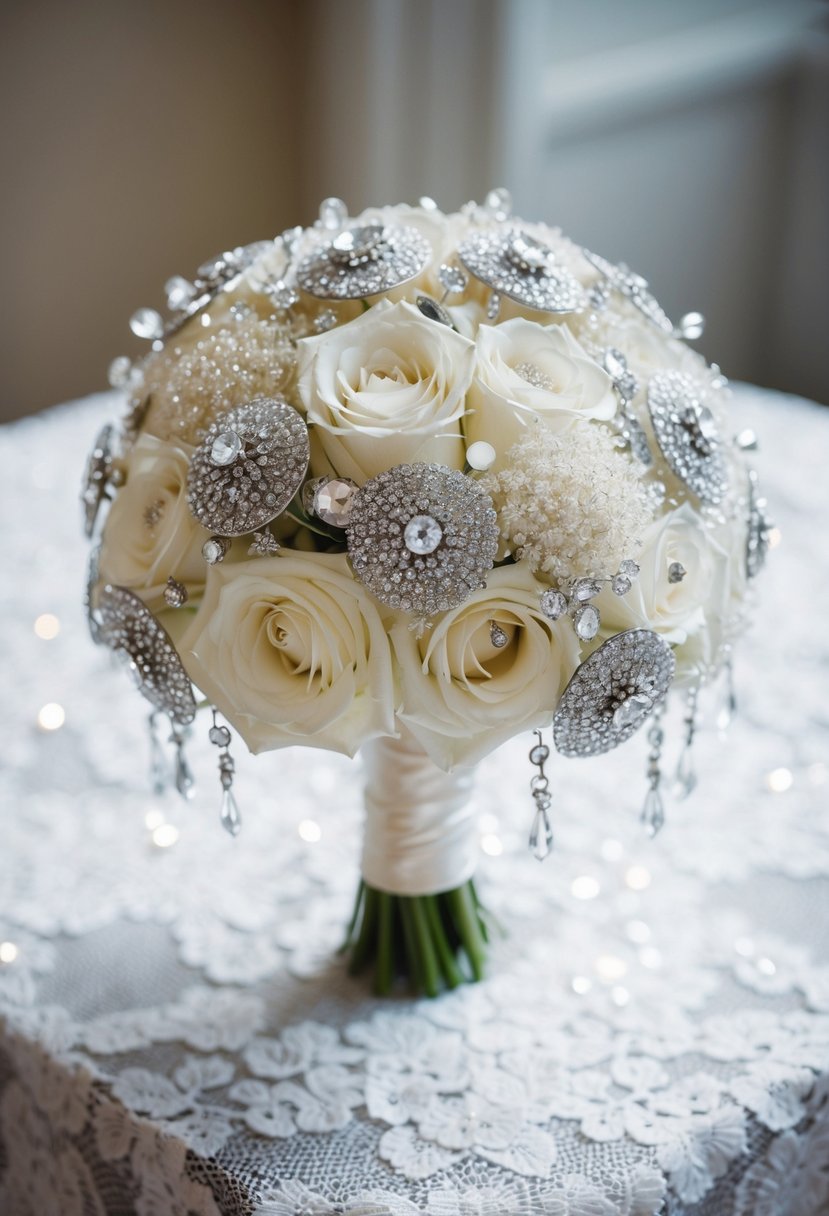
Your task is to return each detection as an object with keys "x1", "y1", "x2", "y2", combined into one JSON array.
[{"x1": 1, "y1": 385, "x2": 829, "y2": 1214}]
